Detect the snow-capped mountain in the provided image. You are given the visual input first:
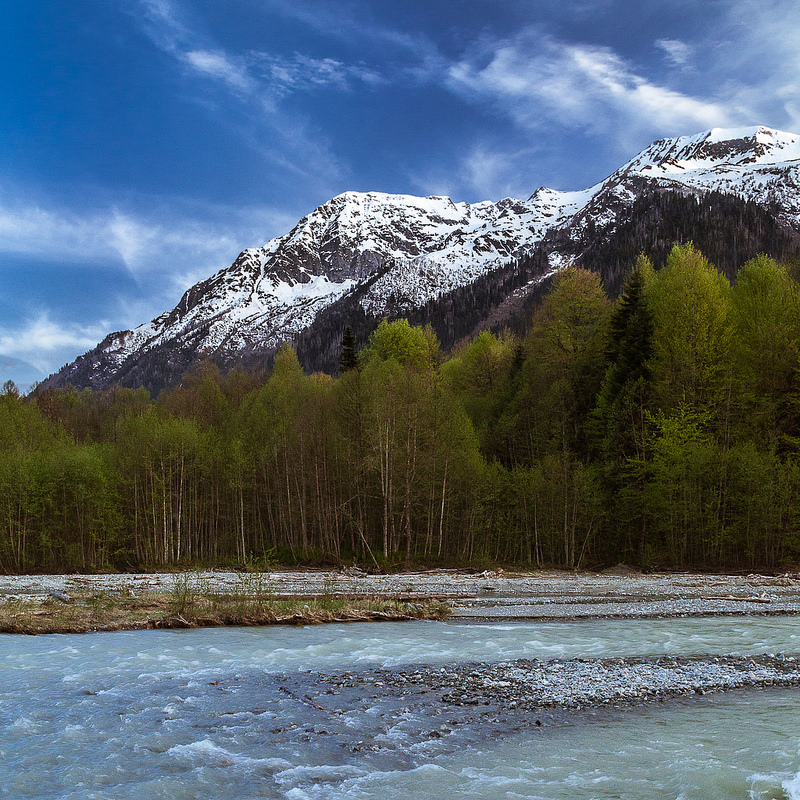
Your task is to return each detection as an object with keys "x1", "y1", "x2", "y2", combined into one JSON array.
[
  {"x1": 43, "y1": 126, "x2": 800, "y2": 393},
  {"x1": 616, "y1": 126, "x2": 800, "y2": 221}
]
